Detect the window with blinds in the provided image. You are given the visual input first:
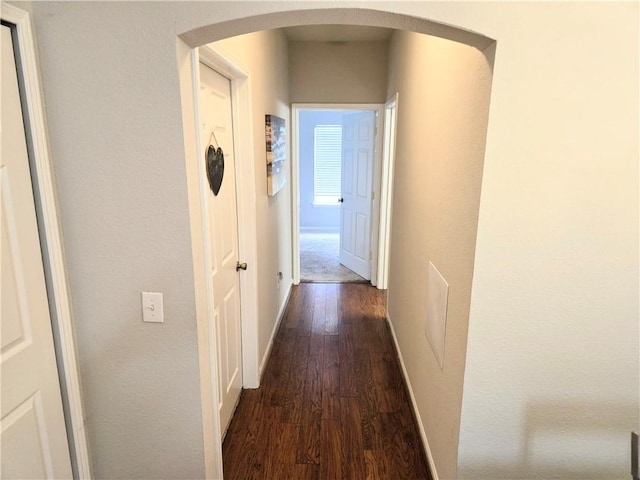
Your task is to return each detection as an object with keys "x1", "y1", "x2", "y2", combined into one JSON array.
[{"x1": 313, "y1": 124, "x2": 342, "y2": 205}]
